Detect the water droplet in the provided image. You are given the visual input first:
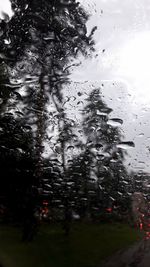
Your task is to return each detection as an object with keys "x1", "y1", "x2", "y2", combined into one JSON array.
[
  {"x1": 67, "y1": 159, "x2": 73, "y2": 164},
  {"x1": 45, "y1": 184, "x2": 52, "y2": 189},
  {"x1": 4, "y1": 38, "x2": 11, "y2": 45},
  {"x1": 67, "y1": 182, "x2": 74, "y2": 186},
  {"x1": 16, "y1": 148, "x2": 24, "y2": 154},
  {"x1": 77, "y1": 101, "x2": 83, "y2": 105},
  {"x1": 118, "y1": 192, "x2": 123, "y2": 196},
  {"x1": 107, "y1": 118, "x2": 123, "y2": 127},
  {"x1": 116, "y1": 141, "x2": 135, "y2": 150},
  {"x1": 95, "y1": 143, "x2": 103, "y2": 150},
  {"x1": 0, "y1": 30, "x2": 4, "y2": 37},
  {"x1": 101, "y1": 107, "x2": 113, "y2": 114},
  {"x1": 43, "y1": 32, "x2": 55, "y2": 41},
  {"x1": 54, "y1": 146, "x2": 62, "y2": 154},
  {"x1": 90, "y1": 126, "x2": 96, "y2": 132},
  {"x1": 138, "y1": 133, "x2": 144, "y2": 137},
  {"x1": 67, "y1": 145, "x2": 74, "y2": 150},
  {"x1": 0, "y1": 53, "x2": 7, "y2": 59},
  {"x1": 77, "y1": 92, "x2": 82, "y2": 96},
  {"x1": 24, "y1": 75, "x2": 38, "y2": 83},
  {"x1": 96, "y1": 110, "x2": 108, "y2": 116},
  {"x1": 96, "y1": 154, "x2": 105, "y2": 160}
]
